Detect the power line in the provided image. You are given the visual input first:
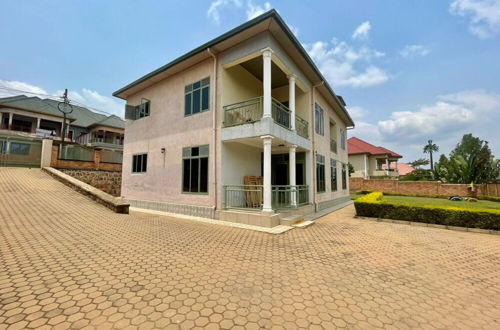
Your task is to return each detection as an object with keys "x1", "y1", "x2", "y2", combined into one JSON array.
[{"x1": 0, "y1": 86, "x2": 119, "y2": 117}]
